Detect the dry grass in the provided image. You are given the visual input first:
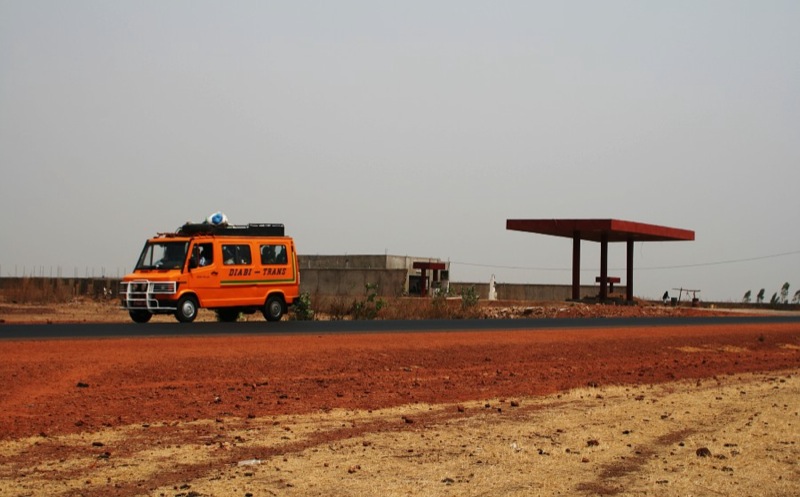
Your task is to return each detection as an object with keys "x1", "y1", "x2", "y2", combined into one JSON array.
[
  {"x1": 308, "y1": 291, "x2": 497, "y2": 321},
  {"x1": 1, "y1": 277, "x2": 77, "y2": 304},
  {"x1": 0, "y1": 291, "x2": 483, "y2": 324},
  {"x1": 2, "y1": 371, "x2": 797, "y2": 496}
]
